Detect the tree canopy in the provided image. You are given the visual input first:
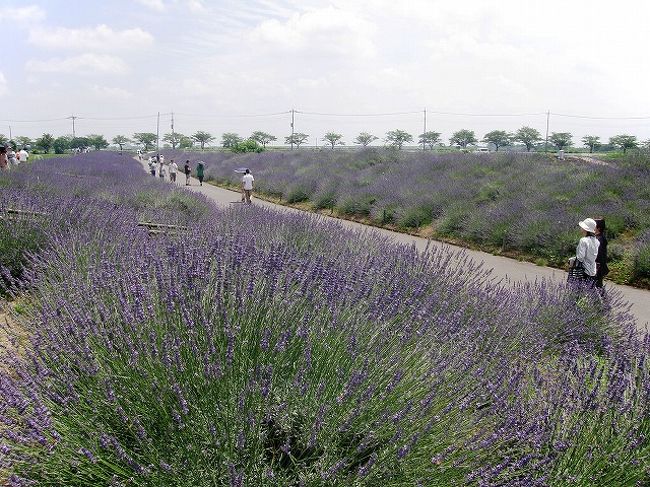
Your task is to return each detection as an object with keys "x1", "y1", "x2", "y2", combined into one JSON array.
[
  {"x1": 581, "y1": 135, "x2": 600, "y2": 153},
  {"x1": 35, "y1": 133, "x2": 55, "y2": 153},
  {"x1": 482, "y1": 130, "x2": 511, "y2": 151},
  {"x1": 162, "y1": 132, "x2": 184, "y2": 149},
  {"x1": 609, "y1": 135, "x2": 638, "y2": 153},
  {"x1": 285, "y1": 133, "x2": 309, "y2": 148},
  {"x1": 250, "y1": 131, "x2": 277, "y2": 148},
  {"x1": 192, "y1": 131, "x2": 215, "y2": 149},
  {"x1": 353, "y1": 132, "x2": 378, "y2": 147},
  {"x1": 323, "y1": 132, "x2": 343, "y2": 149},
  {"x1": 112, "y1": 135, "x2": 131, "y2": 151},
  {"x1": 450, "y1": 129, "x2": 477, "y2": 149},
  {"x1": 514, "y1": 127, "x2": 542, "y2": 152},
  {"x1": 418, "y1": 131, "x2": 441, "y2": 150},
  {"x1": 132, "y1": 133, "x2": 158, "y2": 151},
  {"x1": 88, "y1": 134, "x2": 109, "y2": 151},
  {"x1": 549, "y1": 132, "x2": 573, "y2": 150},
  {"x1": 221, "y1": 133, "x2": 243, "y2": 149},
  {"x1": 385, "y1": 129, "x2": 413, "y2": 150}
]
